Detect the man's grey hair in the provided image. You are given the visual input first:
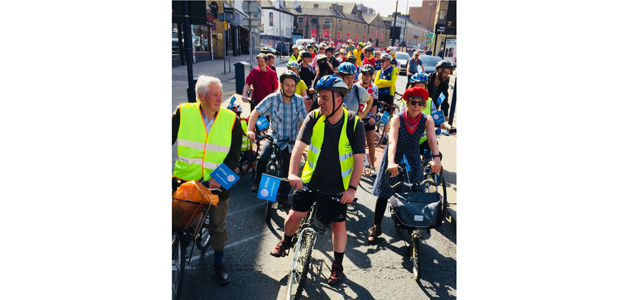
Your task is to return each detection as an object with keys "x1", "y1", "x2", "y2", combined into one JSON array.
[{"x1": 195, "y1": 75, "x2": 222, "y2": 102}]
